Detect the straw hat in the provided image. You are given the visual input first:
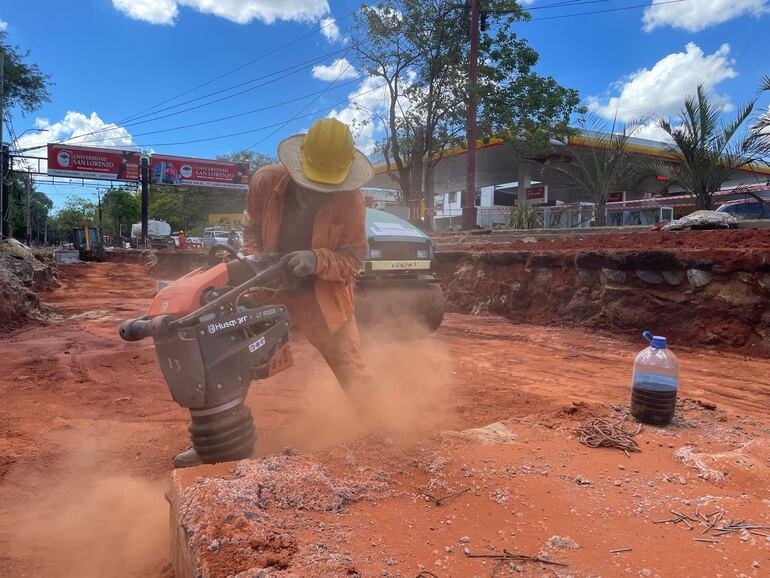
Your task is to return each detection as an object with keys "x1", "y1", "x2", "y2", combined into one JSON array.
[{"x1": 277, "y1": 119, "x2": 374, "y2": 193}]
